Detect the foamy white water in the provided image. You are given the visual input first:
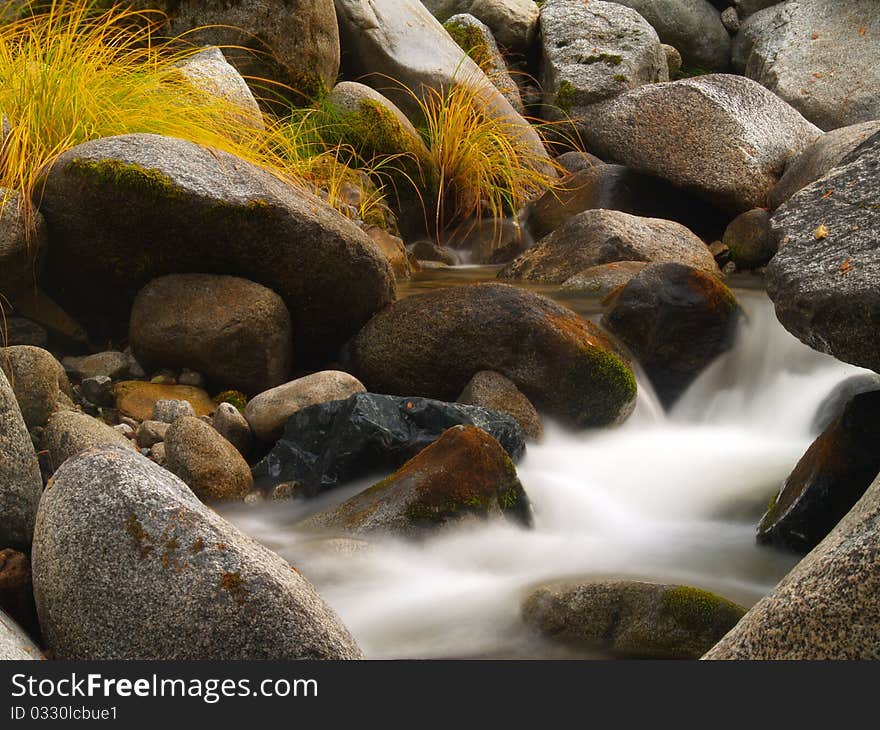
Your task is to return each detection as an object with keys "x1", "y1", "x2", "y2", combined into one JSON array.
[{"x1": 223, "y1": 292, "x2": 867, "y2": 659}]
